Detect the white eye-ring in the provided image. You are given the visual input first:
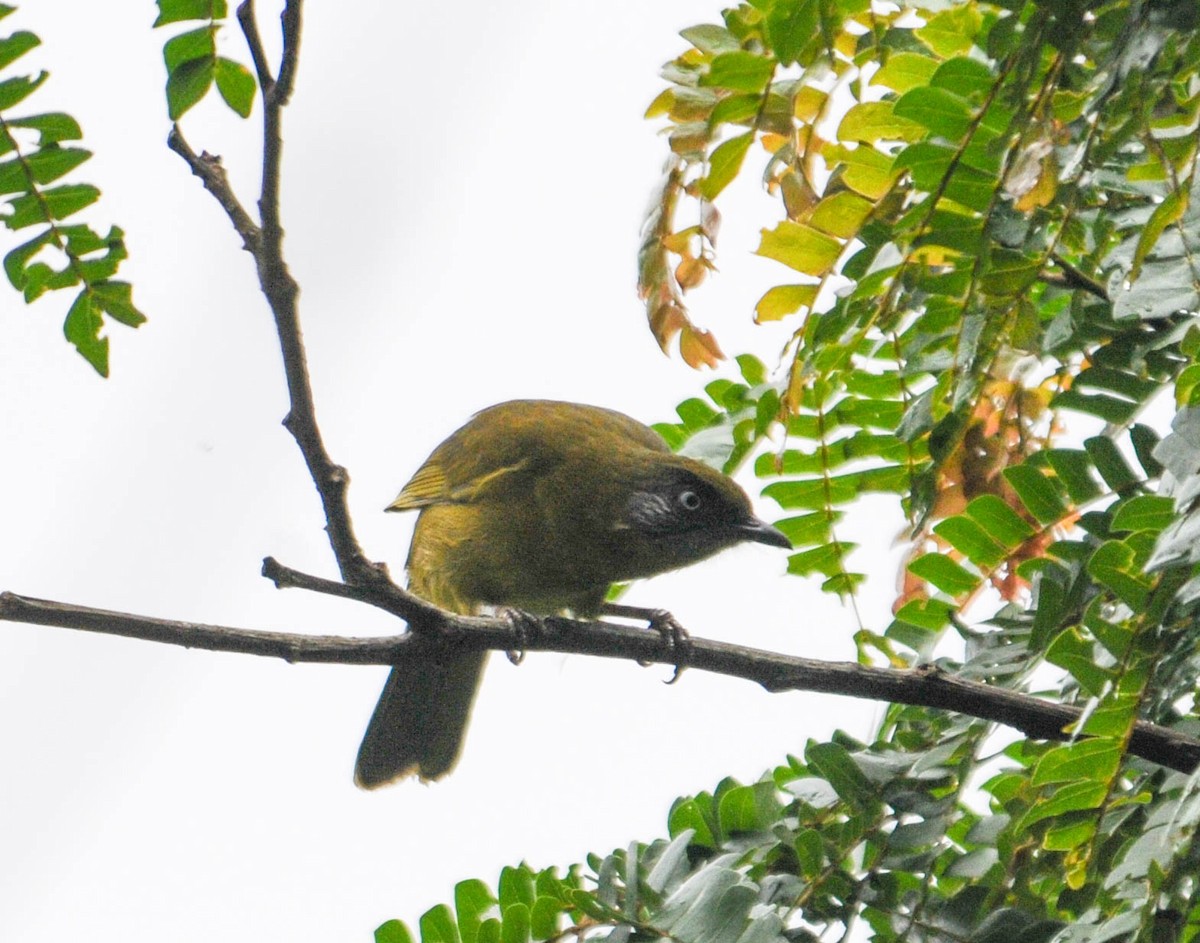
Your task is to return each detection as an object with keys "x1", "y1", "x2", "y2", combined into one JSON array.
[{"x1": 679, "y1": 490, "x2": 701, "y2": 511}]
